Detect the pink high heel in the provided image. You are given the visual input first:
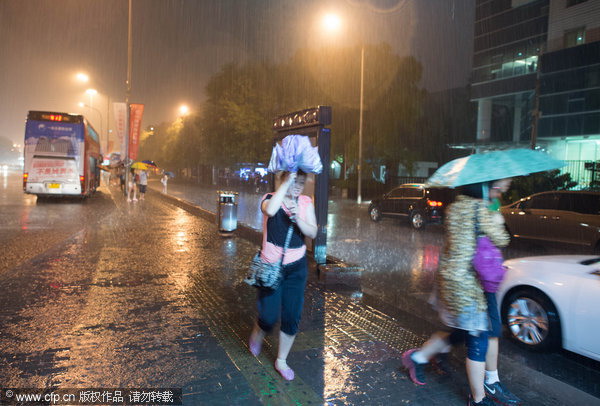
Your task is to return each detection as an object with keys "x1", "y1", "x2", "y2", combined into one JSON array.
[{"x1": 274, "y1": 362, "x2": 295, "y2": 381}]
